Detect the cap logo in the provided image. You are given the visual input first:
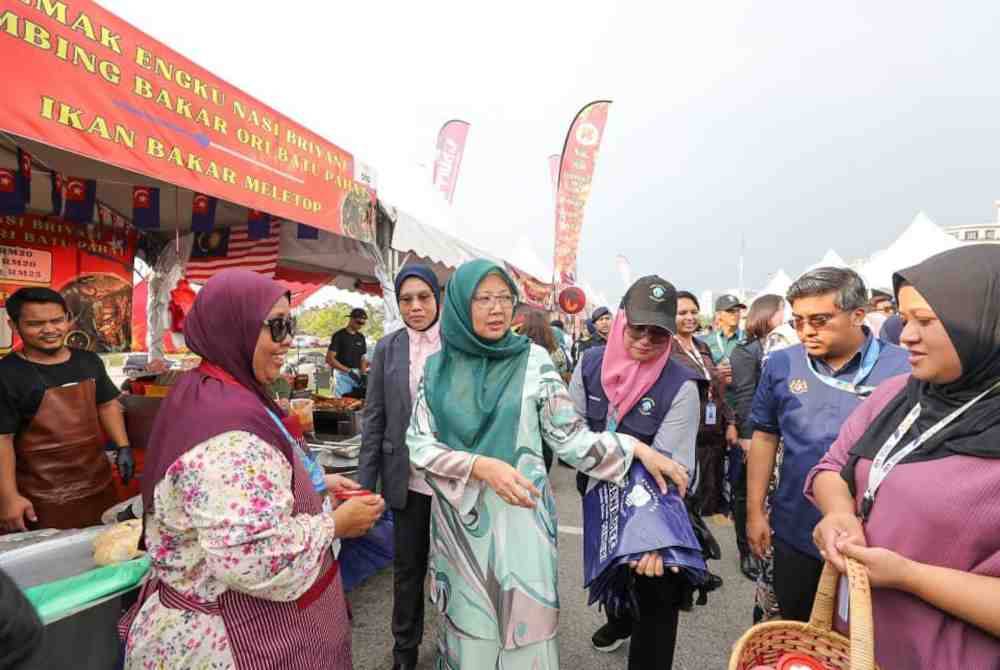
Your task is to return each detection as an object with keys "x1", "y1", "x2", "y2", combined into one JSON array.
[{"x1": 649, "y1": 284, "x2": 668, "y2": 303}]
